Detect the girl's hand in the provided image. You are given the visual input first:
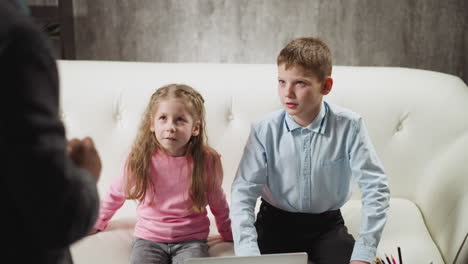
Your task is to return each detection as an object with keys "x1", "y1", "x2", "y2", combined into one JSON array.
[
  {"x1": 88, "y1": 228, "x2": 99, "y2": 236},
  {"x1": 350, "y1": 261, "x2": 369, "y2": 264}
]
